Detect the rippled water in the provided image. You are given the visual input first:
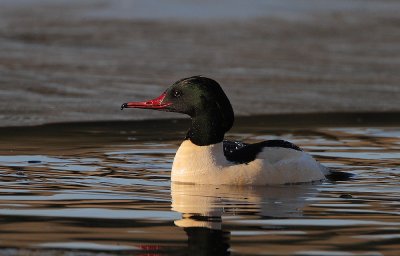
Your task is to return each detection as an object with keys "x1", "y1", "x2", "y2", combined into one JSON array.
[{"x1": 0, "y1": 117, "x2": 399, "y2": 255}]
